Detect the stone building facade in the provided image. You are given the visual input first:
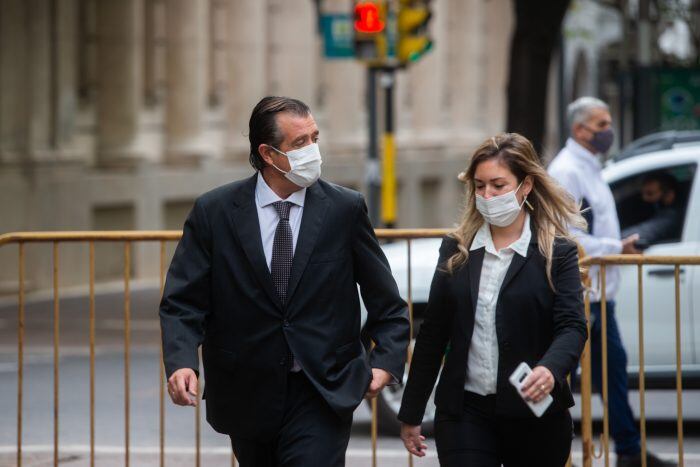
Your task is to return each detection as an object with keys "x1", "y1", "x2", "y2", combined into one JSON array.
[{"x1": 0, "y1": 0, "x2": 514, "y2": 291}]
